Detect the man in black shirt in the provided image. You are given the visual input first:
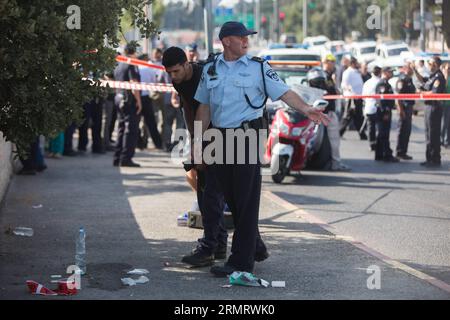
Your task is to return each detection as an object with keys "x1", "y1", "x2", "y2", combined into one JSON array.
[
  {"x1": 162, "y1": 47, "x2": 229, "y2": 267},
  {"x1": 113, "y1": 44, "x2": 142, "y2": 167},
  {"x1": 375, "y1": 67, "x2": 399, "y2": 162}
]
